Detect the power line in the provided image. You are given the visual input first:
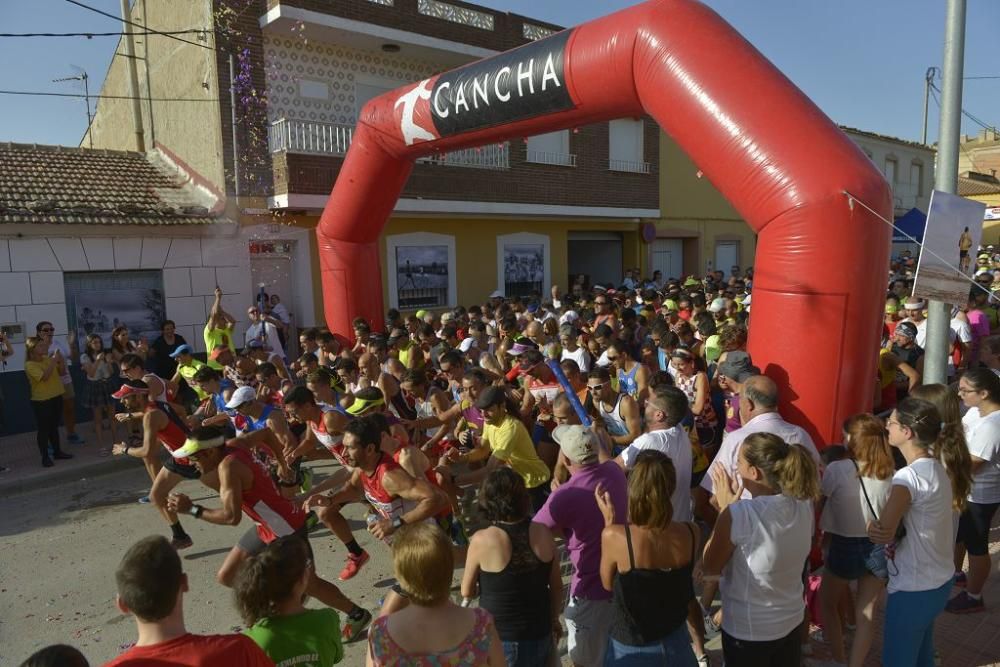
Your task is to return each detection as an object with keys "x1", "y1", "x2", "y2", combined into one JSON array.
[
  {"x1": 0, "y1": 89, "x2": 219, "y2": 103},
  {"x1": 965, "y1": 76, "x2": 1000, "y2": 80},
  {"x1": 929, "y1": 82, "x2": 998, "y2": 133},
  {"x1": 62, "y1": 0, "x2": 215, "y2": 51},
  {"x1": 0, "y1": 29, "x2": 210, "y2": 38},
  {"x1": 929, "y1": 85, "x2": 987, "y2": 173}
]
